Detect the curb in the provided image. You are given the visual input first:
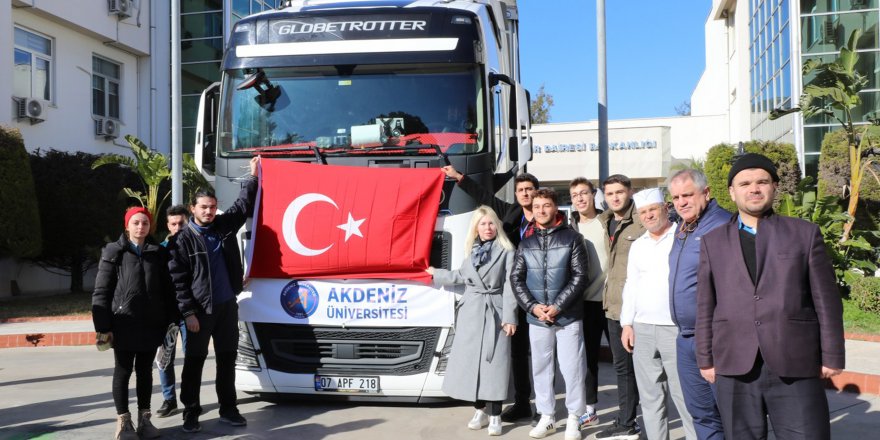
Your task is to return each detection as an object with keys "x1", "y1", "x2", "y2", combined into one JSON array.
[
  {"x1": 2, "y1": 320, "x2": 879, "y2": 396},
  {"x1": 0, "y1": 315, "x2": 90, "y2": 323},
  {"x1": 0, "y1": 315, "x2": 93, "y2": 348},
  {"x1": 845, "y1": 332, "x2": 880, "y2": 342},
  {"x1": 0, "y1": 331, "x2": 96, "y2": 348},
  {"x1": 825, "y1": 371, "x2": 880, "y2": 396}
]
